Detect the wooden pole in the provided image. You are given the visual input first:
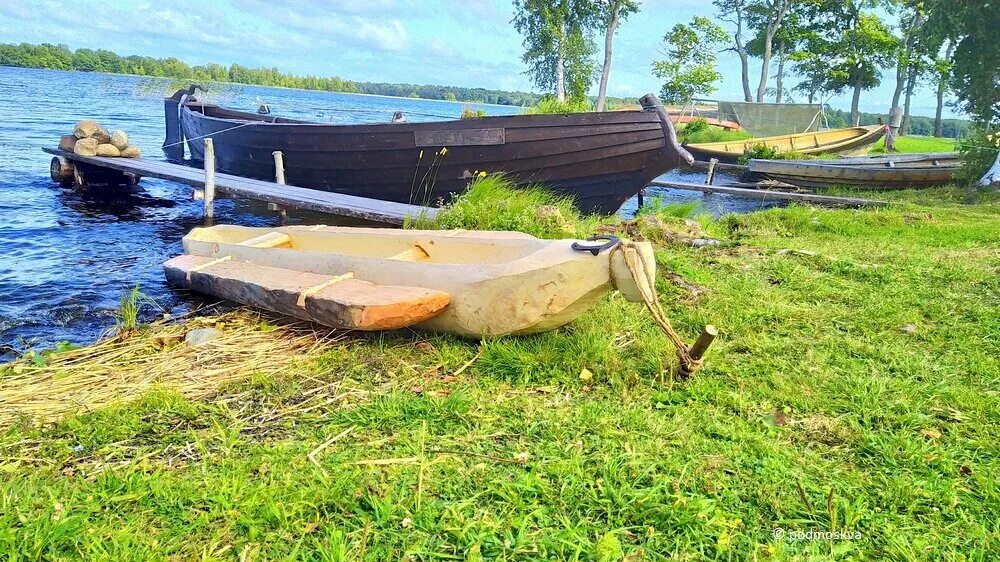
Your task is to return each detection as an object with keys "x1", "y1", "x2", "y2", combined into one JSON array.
[
  {"x1": 204, "y1": 138, "x2": 216, "y2": 220},
  {"x1": 705, "y1": 158, "x2": 719, "y2": 185},
  {"x1": 636, "y1": 188, "x2": 644, "y2": 210},
  {"x1": 688, "y1": 325, "x2": 718, "y2": 361},
  {"x1": 886, "y1": 107, "x2": 903, "y2": 152},
  {"x1": 272, "y1": 150, "x2": 286, "y2": 185}
]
